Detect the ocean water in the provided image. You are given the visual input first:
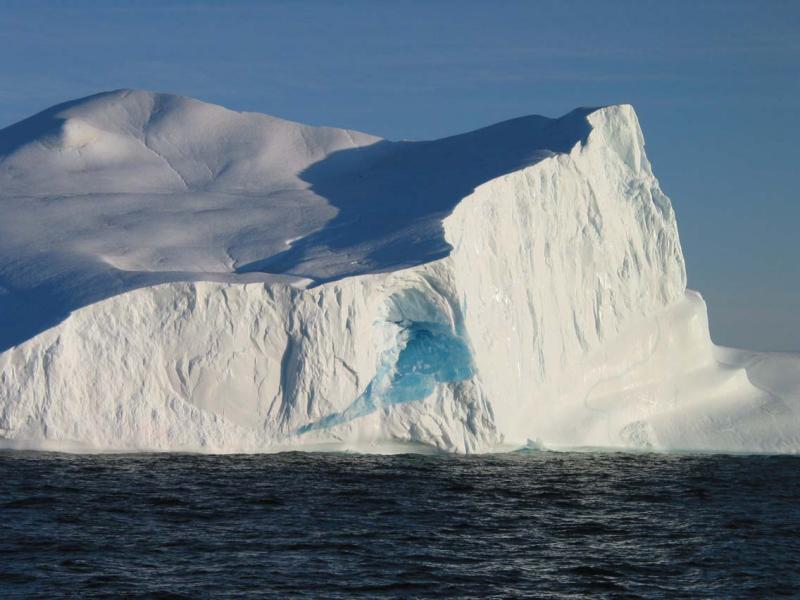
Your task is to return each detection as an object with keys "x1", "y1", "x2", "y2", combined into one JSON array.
[{"x1": 1, "y1": 451, "x2": 798, "y2": 599}]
